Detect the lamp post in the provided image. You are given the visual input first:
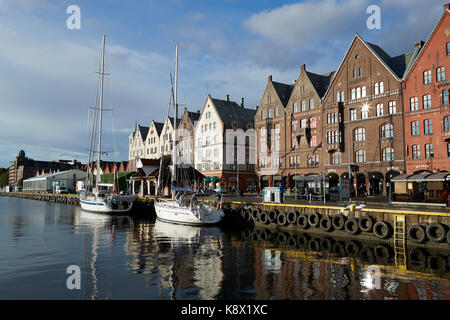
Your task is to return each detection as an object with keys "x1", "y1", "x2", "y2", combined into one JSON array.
[{"x1": 348, "y1": 107, "x2": 355, "y2": 204}]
